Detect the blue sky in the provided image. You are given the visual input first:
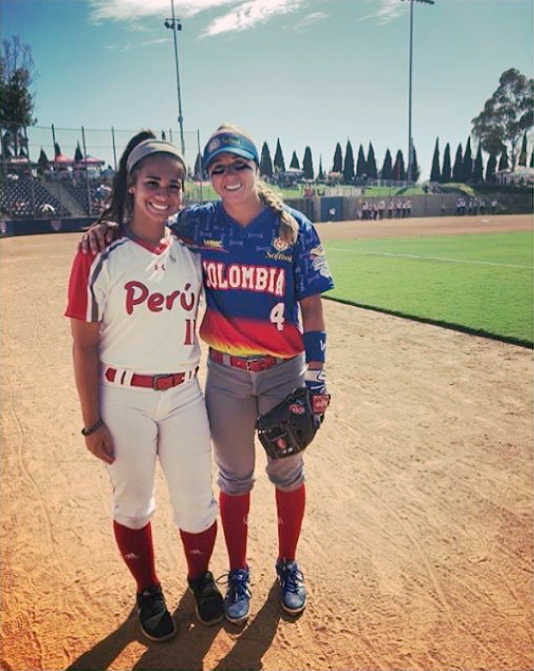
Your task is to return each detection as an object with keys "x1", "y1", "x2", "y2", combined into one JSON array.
[{"x1": 1, "y1": 0, "x2": 533, "y2": 179}]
